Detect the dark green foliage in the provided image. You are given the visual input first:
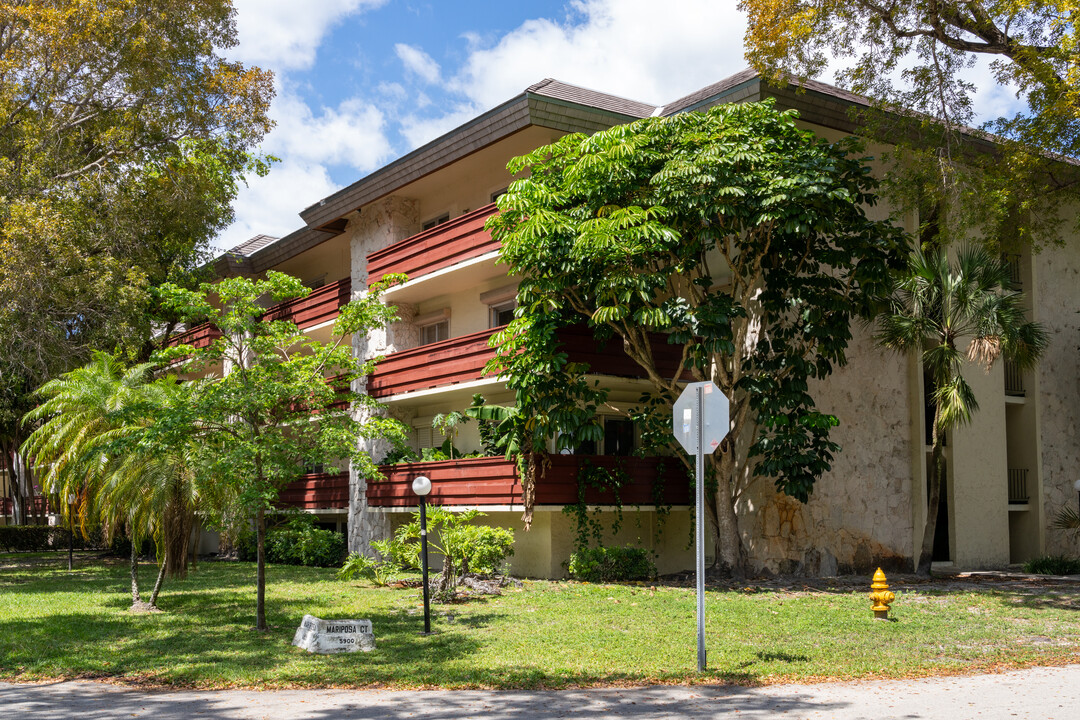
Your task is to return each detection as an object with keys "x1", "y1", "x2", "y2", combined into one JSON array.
[
  {"x1": 563, "y1": 460, "x2": 630, "y2": 551},
  {"x1": 487, "y1": 100, "x2": 906, "y2": 569},
  {"x1": 238, "y1": 517, "x2": 346, "y2": 568},
  {"x1": 1023, "y1": 555, "x2": 1080, "y2": 576},
  {"x1": 0, "y1": 525, "x2": 107, "y2": 553},
  {"x1": 262, "y1": 516, "x2": 346, "y2": 568},
  {"x1": 567, "y1": 546, "x2": 657, "y2": 582}
]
